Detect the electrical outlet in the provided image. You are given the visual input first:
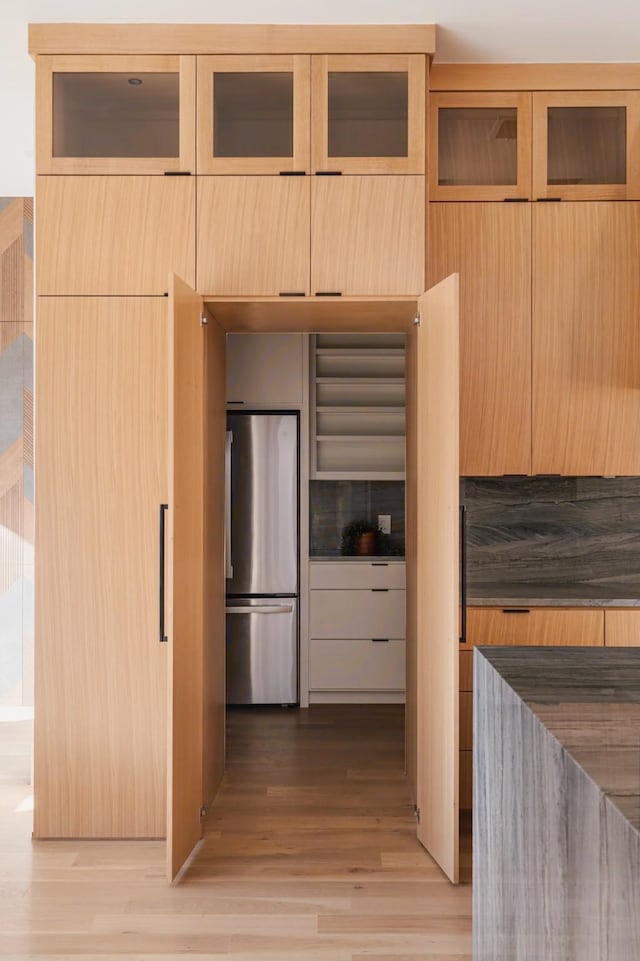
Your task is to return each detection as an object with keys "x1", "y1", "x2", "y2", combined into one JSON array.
[{"x1": 378, "y1": 514, "x2": 391, "y2": 535}]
